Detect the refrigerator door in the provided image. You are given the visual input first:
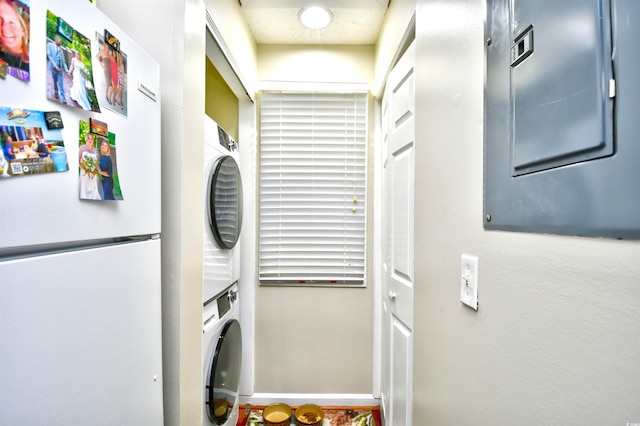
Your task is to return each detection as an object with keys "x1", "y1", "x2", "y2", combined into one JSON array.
[
  {"x1": 0, "y1": 0, "x2": 161, "y2": 251},
  {"x1": 0, "y1": 239, "x2": 163, "y2": 425}
]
